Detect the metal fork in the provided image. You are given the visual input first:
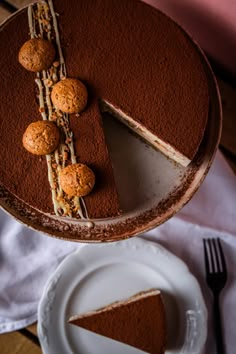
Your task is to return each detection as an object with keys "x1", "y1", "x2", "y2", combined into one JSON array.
[{"x1": 203, "y1": 238, "x2": 228, "y2": 354}]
